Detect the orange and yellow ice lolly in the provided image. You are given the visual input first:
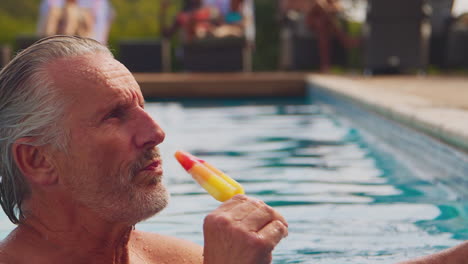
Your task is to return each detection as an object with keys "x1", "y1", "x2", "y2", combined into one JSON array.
[{"x1": 174, "y1": 151, "x2": 244, "y2": 202}]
